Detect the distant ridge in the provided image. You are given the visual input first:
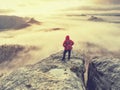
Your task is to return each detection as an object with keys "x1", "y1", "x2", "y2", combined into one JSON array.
[{"x1": 0, "y1": 15, "x2": 41, "y2": 31}]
